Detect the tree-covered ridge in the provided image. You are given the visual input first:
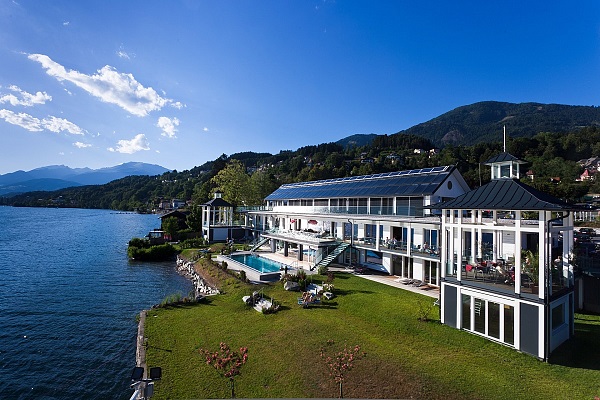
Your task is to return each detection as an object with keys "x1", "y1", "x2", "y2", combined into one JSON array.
[
  {"x1": 4, "y1": 122, "x2": 600, "y2": 211},
  {"x1": 400, "y1": 101, "x2": 600, "y2": 146}
]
